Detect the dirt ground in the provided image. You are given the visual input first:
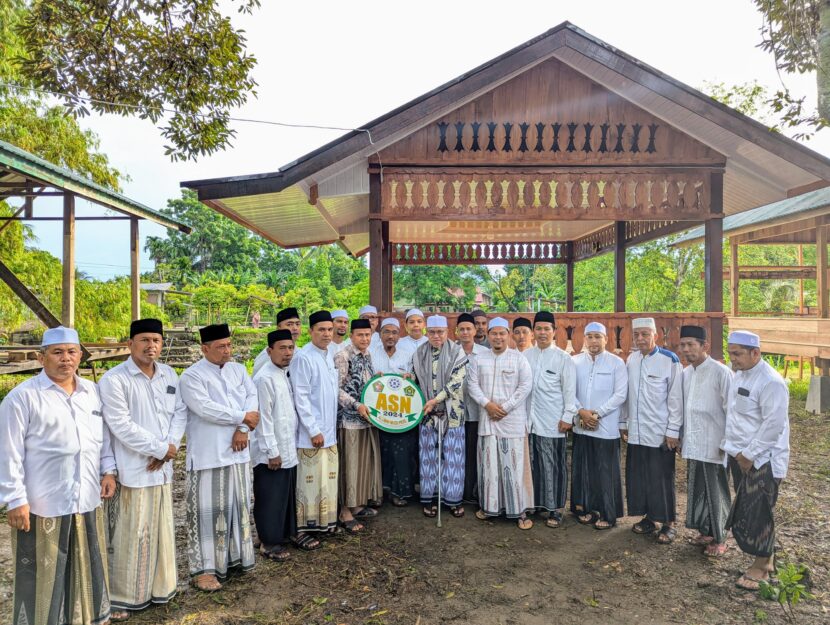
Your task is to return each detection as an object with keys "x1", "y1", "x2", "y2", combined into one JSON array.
[{"x1": 1, "y1": 399, "x2": 828, "y2": 625}]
